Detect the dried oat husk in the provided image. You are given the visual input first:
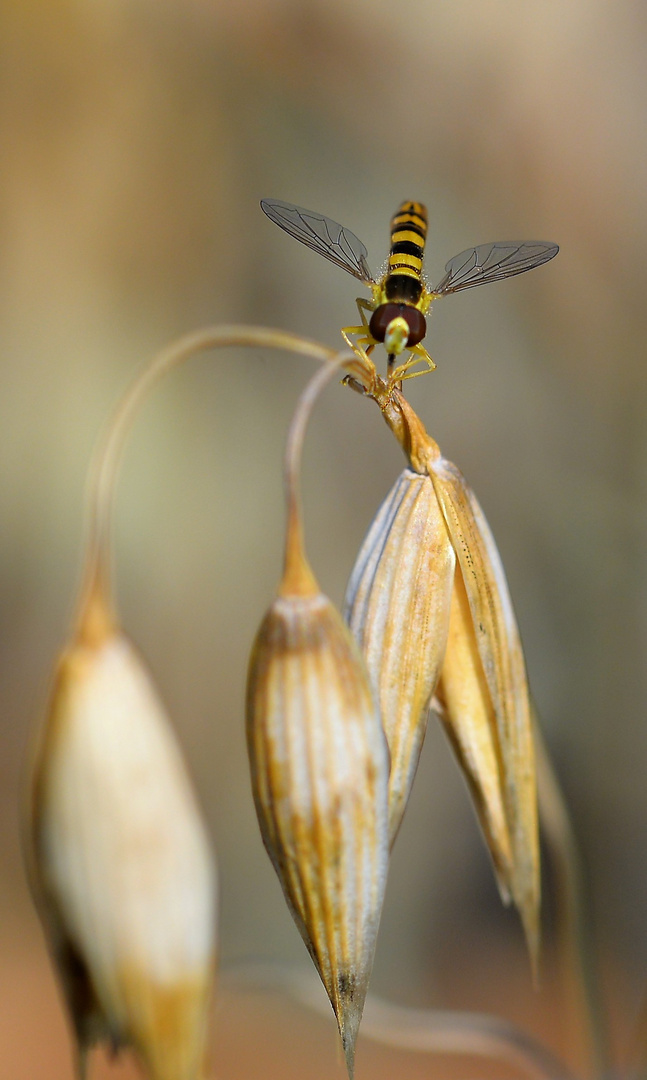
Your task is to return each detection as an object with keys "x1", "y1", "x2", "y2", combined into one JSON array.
[
  {"x1": 350, "y1": 384, "x2": 539, "y2": 969},
  {"x1": 430, "y1": 452, "x2": 539, "y2": 965},
  {"x1": 27, "y1": 572, "x2": 217, "y2": 1080},
  {"x1": 434, "y1": 567, "x2": 513, "y2": 900},
  {"x1": 344, "y1": 468, "x2": 455, "y2": 845},
  {"x1": 247, "y1": 357, "x2": 389, "y2": 1079}
]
